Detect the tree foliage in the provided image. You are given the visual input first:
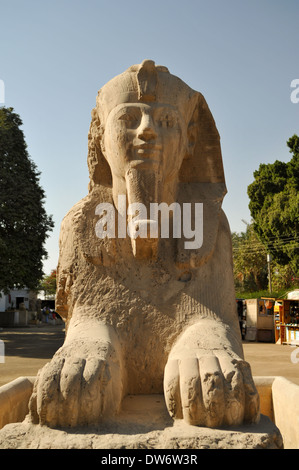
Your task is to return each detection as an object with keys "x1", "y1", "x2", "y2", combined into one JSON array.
[
  {"x1": 40, "y1": 269, "x2": 56, "y2": 298},
  {"x1": 271, "y1": 261, "x2": 299, "y2": 292},
  {"x1": 0, "y1": 107, "x2": 54, "y2": 293},
  {"x1": 247, "y1": 135, "x2": 299, "y2": 274},
  {"x1": 232, "y1": 223, "x2": 268, "y2": 292}
]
